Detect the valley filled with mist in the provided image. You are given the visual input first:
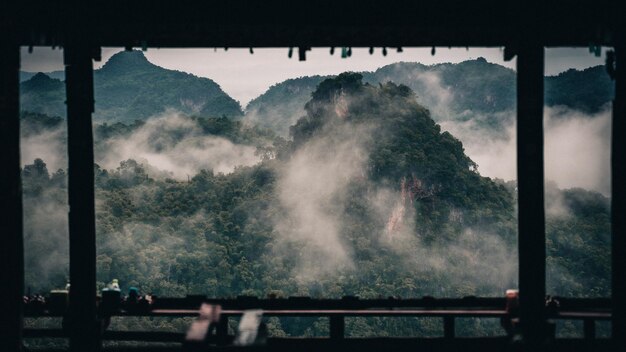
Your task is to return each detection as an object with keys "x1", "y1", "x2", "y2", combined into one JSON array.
[{"x1": 20, "y1": 51, "x2": 612, "y2": 338}]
